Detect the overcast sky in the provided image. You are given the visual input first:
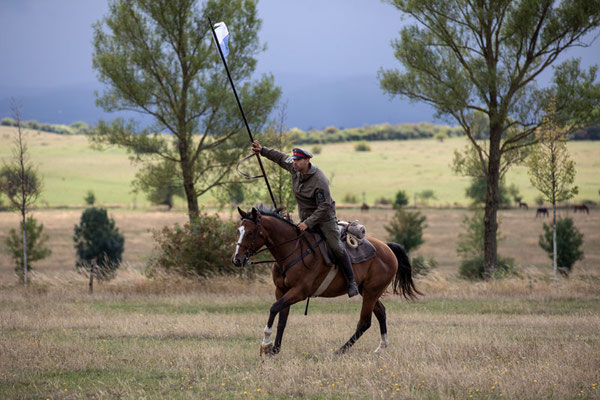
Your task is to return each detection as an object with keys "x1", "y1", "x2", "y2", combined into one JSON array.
[
  {"x1": 0, "y1": 0, "x2": 402, "y2": 87},
  {"x1": 1, "y1": 0, "x2": 599, "y2": 128}
]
